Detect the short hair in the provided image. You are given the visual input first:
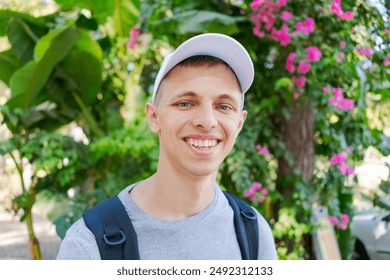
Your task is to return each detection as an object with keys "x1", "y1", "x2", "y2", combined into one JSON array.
[{"x1": 154, "y1": 55, "x2": 242, "y2": 104}]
